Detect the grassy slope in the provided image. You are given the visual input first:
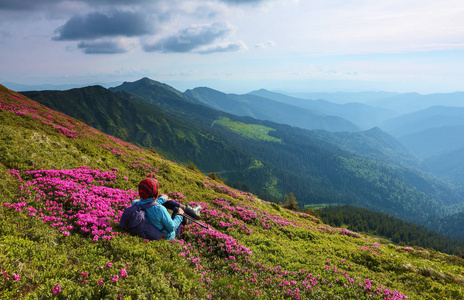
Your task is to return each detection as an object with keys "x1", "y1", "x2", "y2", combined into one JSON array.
[
  {"x1": 1, "y1": 84, "x2": 464, "y2": 299},
  {"x1": 214, "y1": 117, "x2": 282, "y2": 143}
]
